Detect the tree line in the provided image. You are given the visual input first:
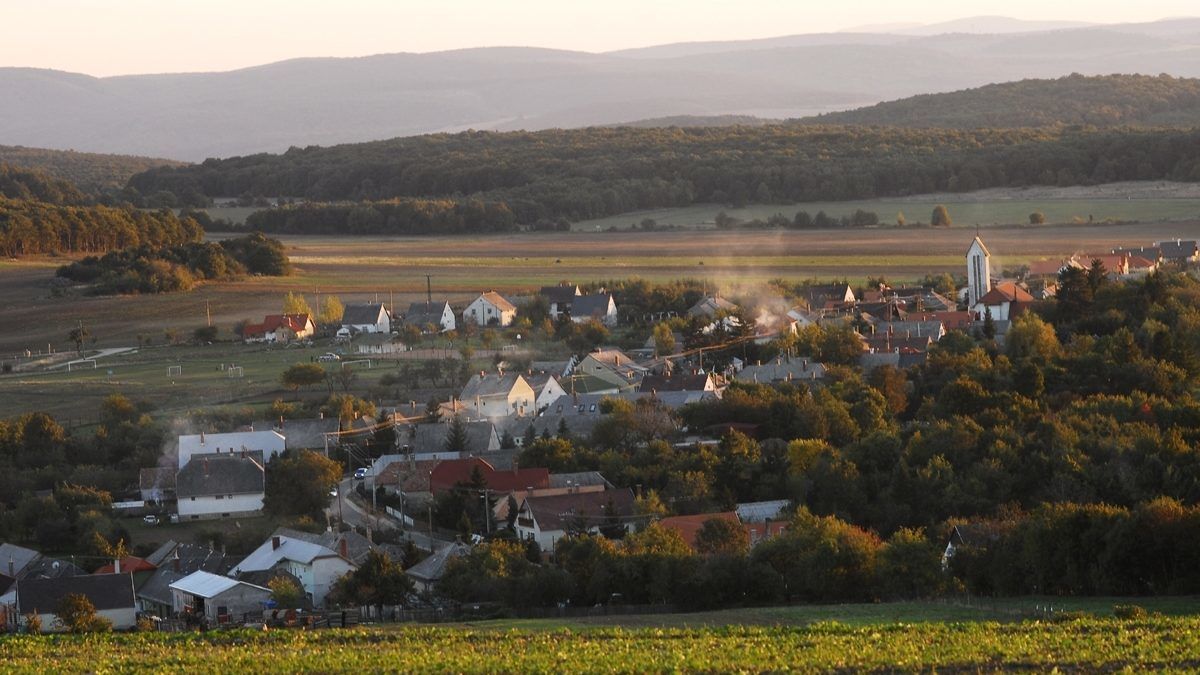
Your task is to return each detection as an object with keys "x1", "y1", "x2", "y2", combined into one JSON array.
[
  {"x1": 0, "y1": 199, "x2": 203, "y2": 257},
  {"x1": 56, "y1": 232, "x2": 291, "y2": 295},
  {"x1": 244, "y1": 198, "x2": 518, "y2": 235},
  {"x1": 127, "y1": 125, "x2": 1200, "y2": 232}
]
